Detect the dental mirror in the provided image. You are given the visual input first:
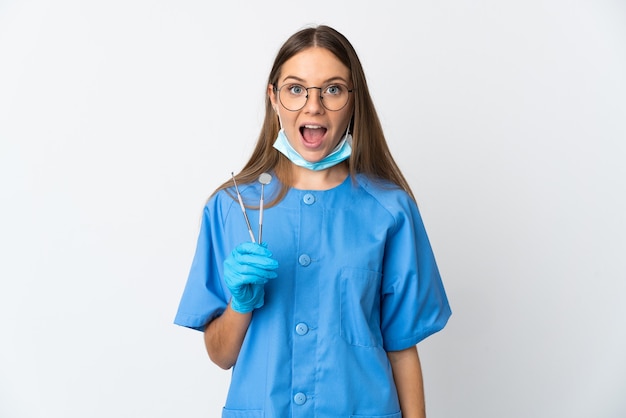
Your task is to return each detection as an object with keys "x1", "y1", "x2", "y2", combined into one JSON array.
[{"x1": 258, "y1": 173, "x2": 272, "y2": 243}]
